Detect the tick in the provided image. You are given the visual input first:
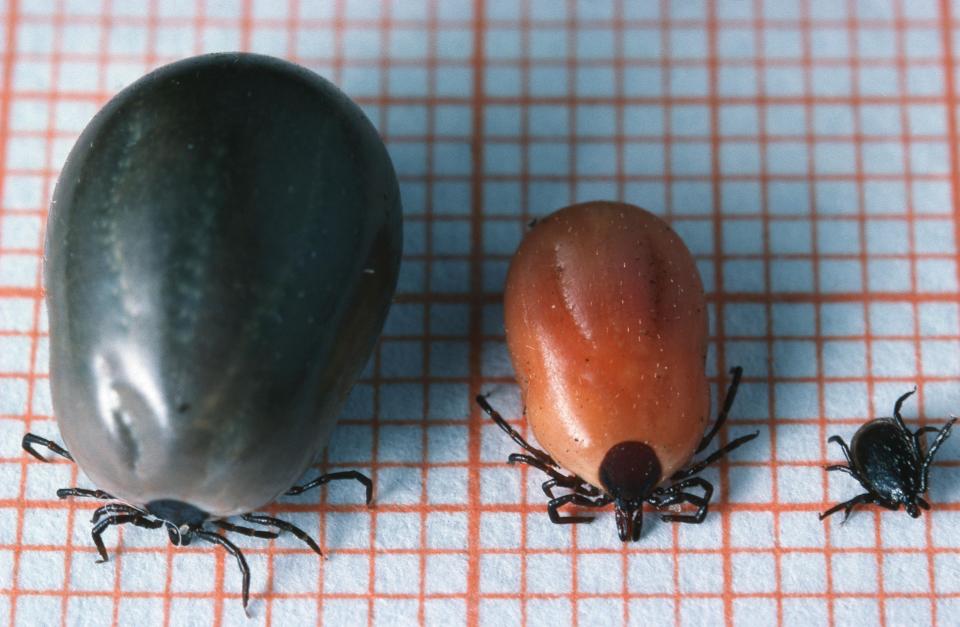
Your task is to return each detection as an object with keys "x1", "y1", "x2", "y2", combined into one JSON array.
[
  {"x1": 21, "y1": 53, "x2": 402, "y2": 608},
  {"x1": 820, "y1": 388, "x2": 955, "y2": 521},
  {"x1": 478, "y1": 201, "x2": 758, "y2": 541}
]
